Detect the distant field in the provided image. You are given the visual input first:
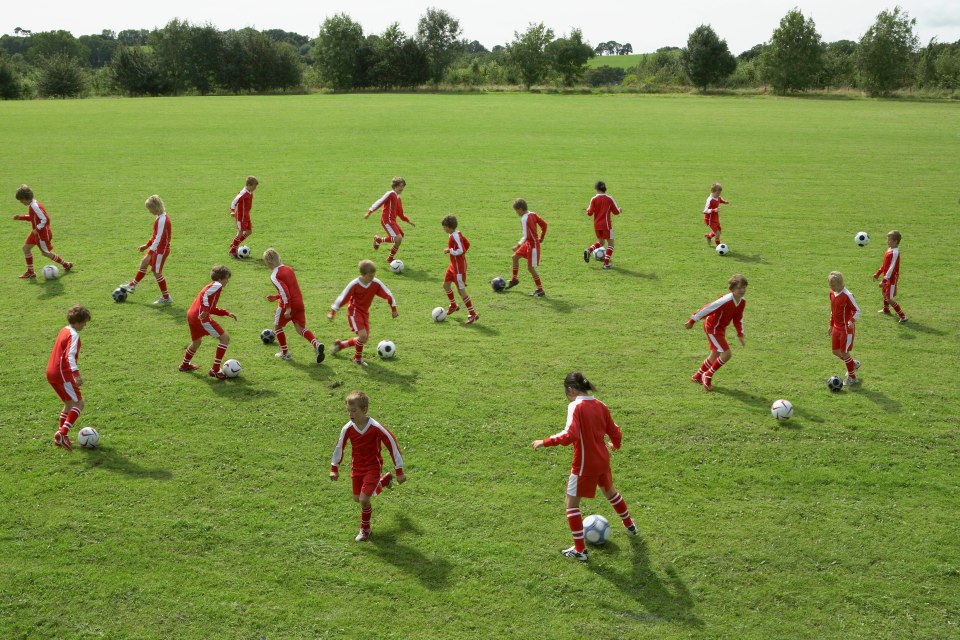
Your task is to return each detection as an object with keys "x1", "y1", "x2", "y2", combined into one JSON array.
[
  {"x1": 588, "y1": 53, "x2": 644, "y2": 69},
  {"x1": 0, "y1": 94, "x2": 958, "y2": 639}
]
